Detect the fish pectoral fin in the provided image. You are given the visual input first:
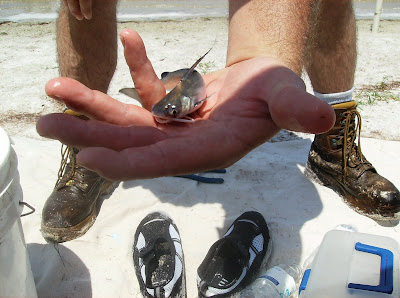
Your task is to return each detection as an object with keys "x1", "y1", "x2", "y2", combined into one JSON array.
[
  {"x1": 119, "y1": 88, "x2": 142, "y2": 102},
  {"x1": 194, "y1": 92, "x2": 215, "y2": 107}
]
